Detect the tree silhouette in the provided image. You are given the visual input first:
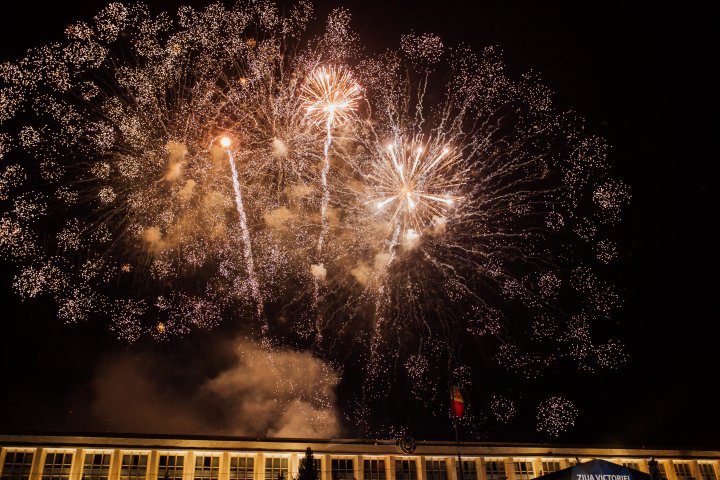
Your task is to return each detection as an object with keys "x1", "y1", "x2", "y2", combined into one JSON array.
[{"x1": 297, "y1": 448, "x2": 318, "y2": 480}]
